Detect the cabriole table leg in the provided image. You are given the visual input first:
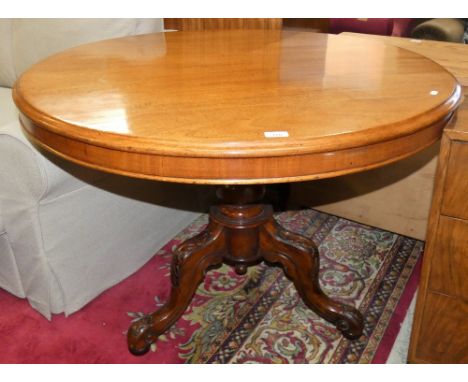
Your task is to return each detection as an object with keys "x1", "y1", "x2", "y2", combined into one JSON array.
[{"x1": 127, "y1": 185, "x2": 363, "y2": 355}]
